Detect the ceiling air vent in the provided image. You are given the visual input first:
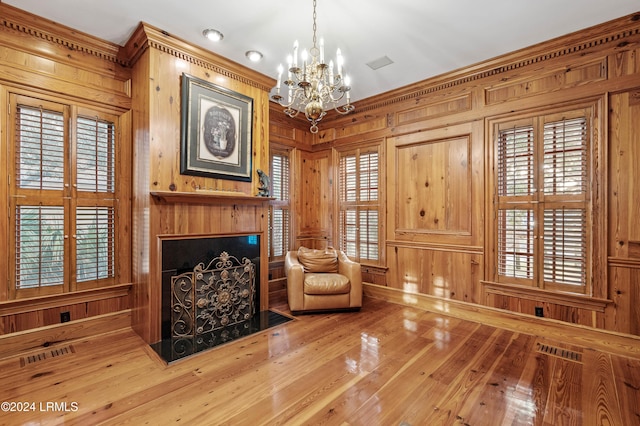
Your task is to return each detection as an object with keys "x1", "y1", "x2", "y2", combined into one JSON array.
[{"x1": 366, "y1": 55, "x2": 394, "y2": 70}]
